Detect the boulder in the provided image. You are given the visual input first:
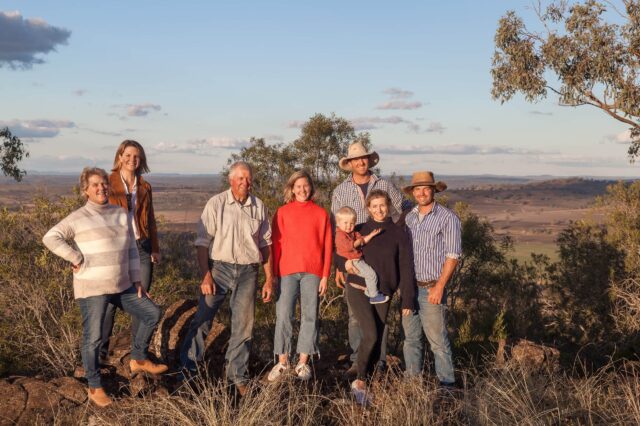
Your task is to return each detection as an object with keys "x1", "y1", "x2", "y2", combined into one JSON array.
[
  {"x1": 0, "y1": 379, "x2": 26, "y2": 426},
  {"x1": 509, "y1": 339, "x2": 560, "y2": 371}
]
